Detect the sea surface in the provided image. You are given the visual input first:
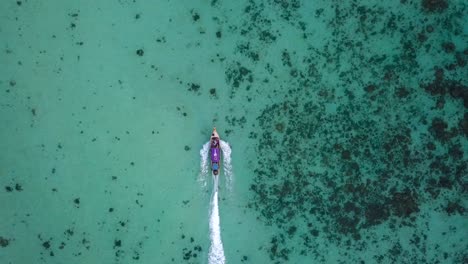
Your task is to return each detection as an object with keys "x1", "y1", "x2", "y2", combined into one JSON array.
[{"x1": 1, "y1": 0, "x2": 467, "y2": 263}]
